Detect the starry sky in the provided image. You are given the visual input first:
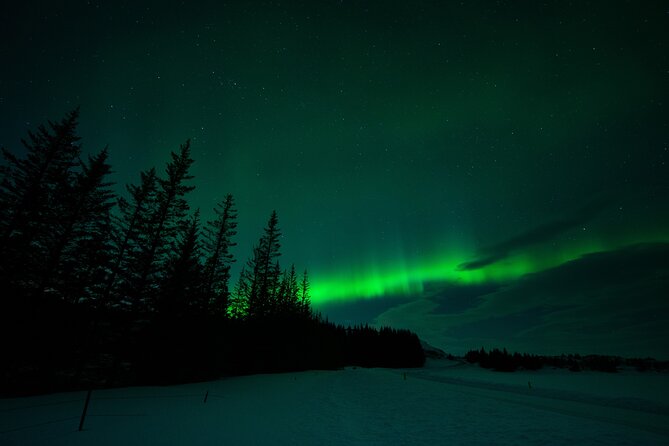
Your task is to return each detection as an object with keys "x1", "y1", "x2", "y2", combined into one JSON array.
[{"x1": 1, "y1": 1, "x2": 668, "y2": 357}]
